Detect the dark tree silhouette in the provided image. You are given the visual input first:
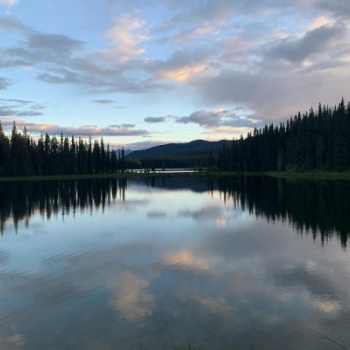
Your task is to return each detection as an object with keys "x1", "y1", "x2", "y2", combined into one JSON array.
[
  {"x1": 216, "y1": 99, "x2": 350, "y2": 172},
  {"x1": 0, "y1": 126, "x2": 140, "y2": 177}
]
